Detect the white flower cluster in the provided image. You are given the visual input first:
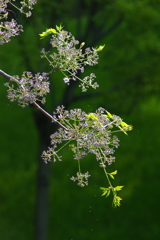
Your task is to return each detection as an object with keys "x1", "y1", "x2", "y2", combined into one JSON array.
[
  {"x1": 41, "y1": 26, "x2": 100, "y2": 91},
  {"x1": 0, "y1": 0, "x2": 37, "y2": 45}
]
